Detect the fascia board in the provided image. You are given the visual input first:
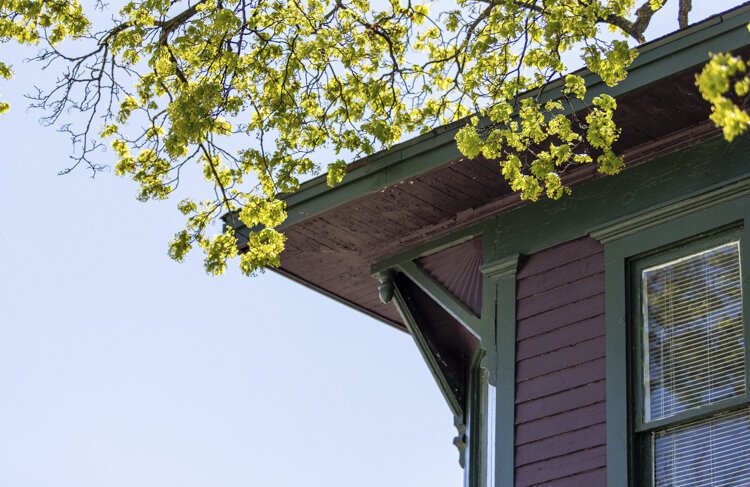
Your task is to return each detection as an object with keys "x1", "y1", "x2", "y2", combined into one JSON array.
[{"x1": 262, "y1": 4, "x2": 750, "y2": 231}]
